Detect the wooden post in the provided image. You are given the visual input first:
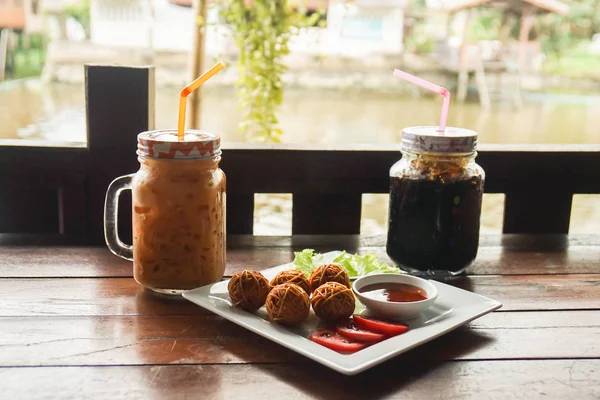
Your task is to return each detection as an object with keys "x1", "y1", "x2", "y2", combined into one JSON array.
[
  {"x1": 474, "y1": 57, "x2": 491, "y2": 110},
  {"x1": 85, "y1": 65, "x2": 155, "y2": 244},
  {"x1": 499, "y1": 12, "x2": 511, "y2": 45},
  {"x1": 293, "y1": 194, "x2": 362, "y2": 235},
  {"x1": 58, "y1": 13, "x2": 68, "y2": 41},
  {"x1": 444, "y1": 12, "x2": 453, "y2": 38},
  {"x1": 457, "y1": 9, "x2": 476, "y2": 103},
  {"x1": 147, "y1": 1, "x2": 155, "y2": 51},
  {"x1": 188, "y1": 0, "x2": 208, "y2": 129},
  {"x1": 503, "y1": 192, "x2": 572, "y2": 234},
  {"x1": 518, "y1": 7, "x2": 536, "y2": 72},
  {"x1": 226, "y1": 194, "x2": 255, "y2": 235},
  {"x1": 58, "y1": 184, "x2": 87, "y2": 235},
  {"x1": 0, "y1": 29, "x2": 10, "y2": 82}
]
